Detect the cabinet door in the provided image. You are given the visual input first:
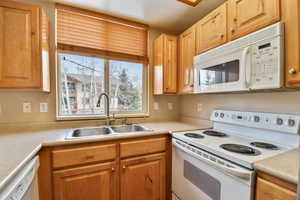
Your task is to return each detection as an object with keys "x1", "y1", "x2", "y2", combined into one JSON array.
[
  {"x1": 120, "y1": 153, "x2": 166, "y2": 200},
  {"x1": 53, "y1": 162, "x2": 117, "y2": 200},
  {"x1": 283, "y1": 0, "x2": 300, "y2": 87},
  {"x1": 0, "y1": 1, "x2": 41, "y2": 88},
  {"x1": 179, "y1": 26, "x2": 196, "y2": 94},
  {"x1": 196, "y1": 3, "x2": 227, "y2": 54},
  {"x1": 153, "y1": 35, "x2": 164, "y2": 95},
  {"x1": 256, "y1": 178, "x2": 296, "y2": 200},
  {"x1": 163, "y1": 35, "x2": 177, "y2": 93},
  {"x1": 228, "y1": 0, "x2": 280, "y2": 40}
]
